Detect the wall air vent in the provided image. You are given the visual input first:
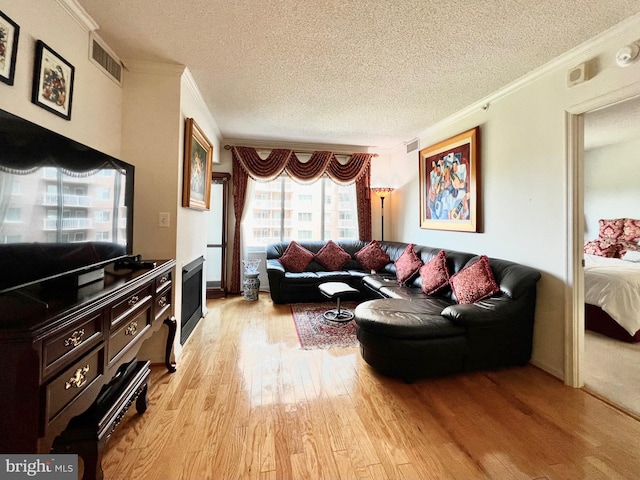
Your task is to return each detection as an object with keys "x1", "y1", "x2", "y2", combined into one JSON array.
[
  {"x1": 406, "y1": 139, "x2": 419, "y2": 154},
  {"x1": 89, "y1": 32, "x2": 123, "y2": 86}
]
